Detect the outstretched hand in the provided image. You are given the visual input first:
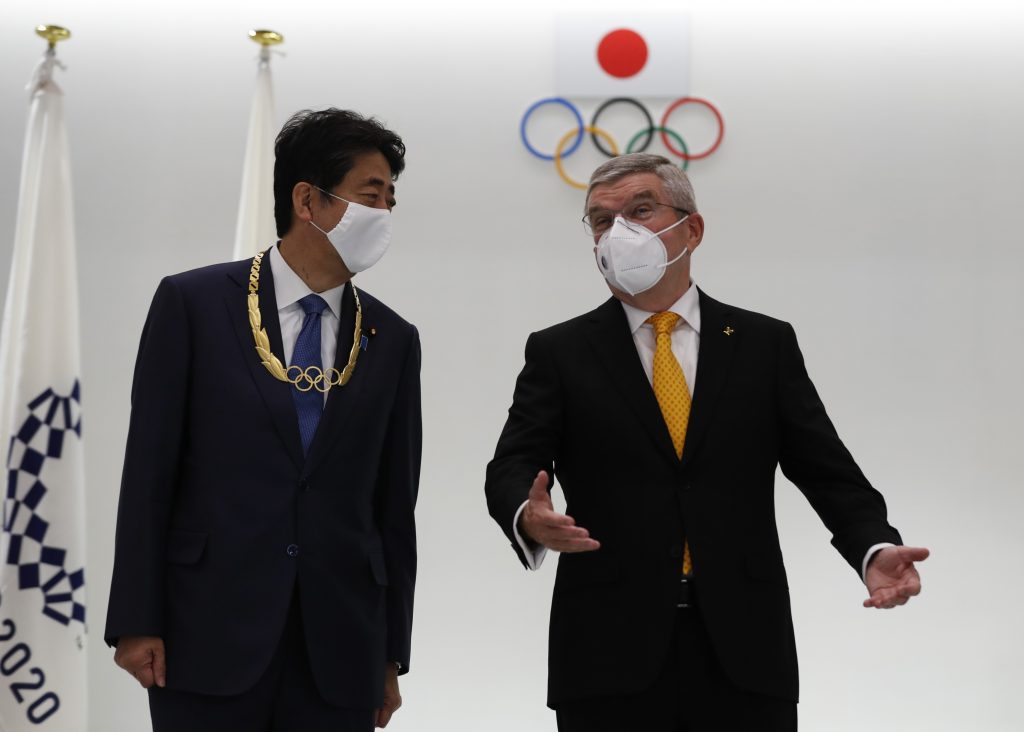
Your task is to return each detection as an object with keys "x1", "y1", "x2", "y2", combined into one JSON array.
[
  {"x1": 864, "y1": 546, "x2": 929, "y2": 609},
  {"x1": 520, "y1": 471, "x2": 600, "y2": 553}
]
